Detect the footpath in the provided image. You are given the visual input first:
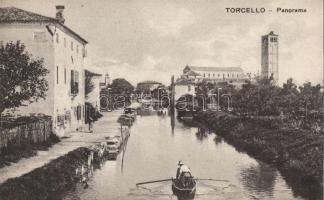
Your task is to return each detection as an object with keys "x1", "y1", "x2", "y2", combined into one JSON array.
[{"x1": 0, "y1": 111, "x2": 122, "y2": 184}]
